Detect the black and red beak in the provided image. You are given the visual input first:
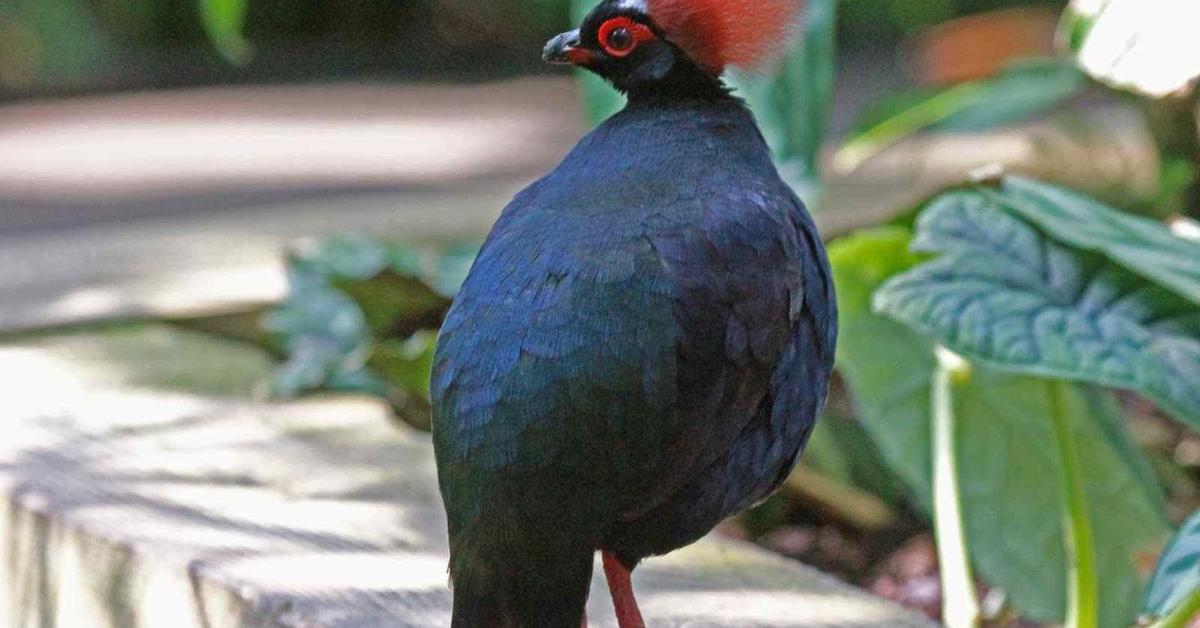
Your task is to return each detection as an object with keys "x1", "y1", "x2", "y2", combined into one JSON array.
[{"x1": 543, "y1": 29, "x2": 596, "y2": 66}]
